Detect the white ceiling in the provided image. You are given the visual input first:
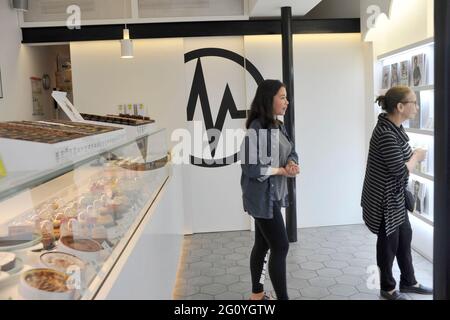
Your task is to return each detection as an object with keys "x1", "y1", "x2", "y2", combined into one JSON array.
[{"x1": 249, "y1": 0, "x2": 323, "y2": 17}]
